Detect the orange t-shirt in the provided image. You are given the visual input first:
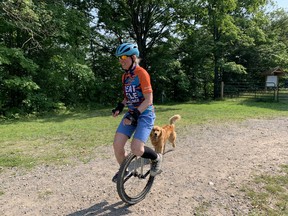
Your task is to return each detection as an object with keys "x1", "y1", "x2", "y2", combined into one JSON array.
[{"x1": 122, "y1": 66, "x2": 153, "y2": 111}]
